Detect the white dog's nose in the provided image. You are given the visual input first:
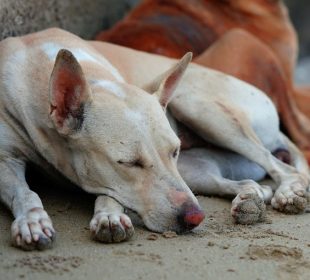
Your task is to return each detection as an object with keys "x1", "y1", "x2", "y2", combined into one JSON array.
[{"x1": 178, "y1": 203, "x2": 205, "y2": 231}]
